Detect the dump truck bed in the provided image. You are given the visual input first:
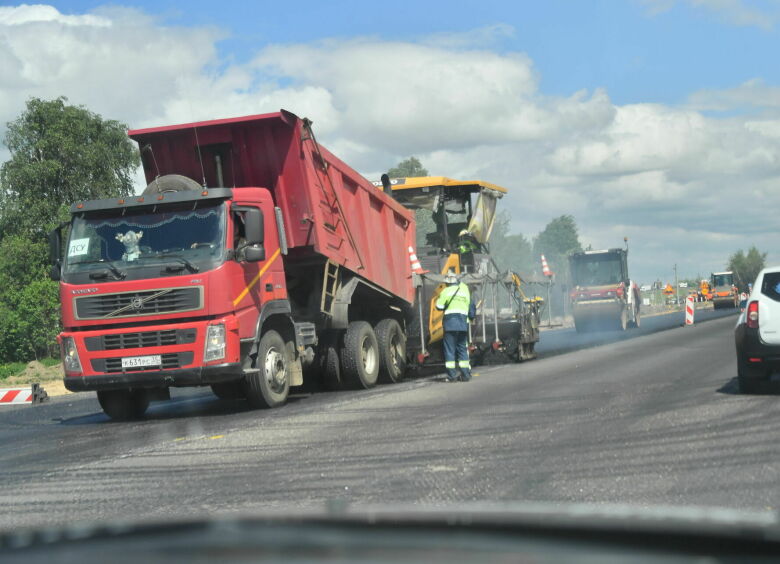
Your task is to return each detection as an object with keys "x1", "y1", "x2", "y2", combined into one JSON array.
[{"x1": 129, "y1": 110, "x2": 416, "y2": 304}]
